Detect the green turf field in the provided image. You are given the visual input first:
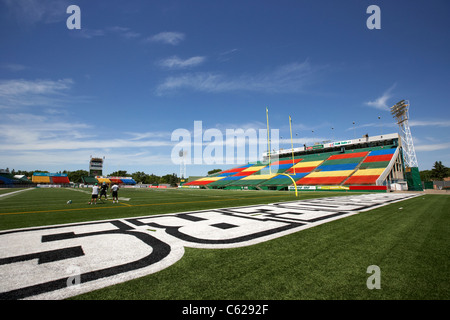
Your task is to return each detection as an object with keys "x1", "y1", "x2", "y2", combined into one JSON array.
[
  {"x1": 0, "y1": 187, "x2": 318, "y2": 230},
  {"x1": 0, "y1": 187, "x2": 449, "y2": 300}
]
